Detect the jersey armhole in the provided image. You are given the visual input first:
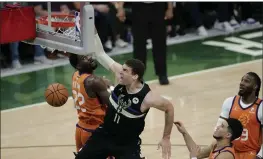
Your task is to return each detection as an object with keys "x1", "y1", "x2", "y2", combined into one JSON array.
[
  {"x1": 256, "y1": 100, "x2": 263, "y2": 125},
  {"x1": 228, "y1": 96, "x2": 237, "y2": 117},
  {"x1": 137, "y1": 84, "x2": 151, "y2": 114}
]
